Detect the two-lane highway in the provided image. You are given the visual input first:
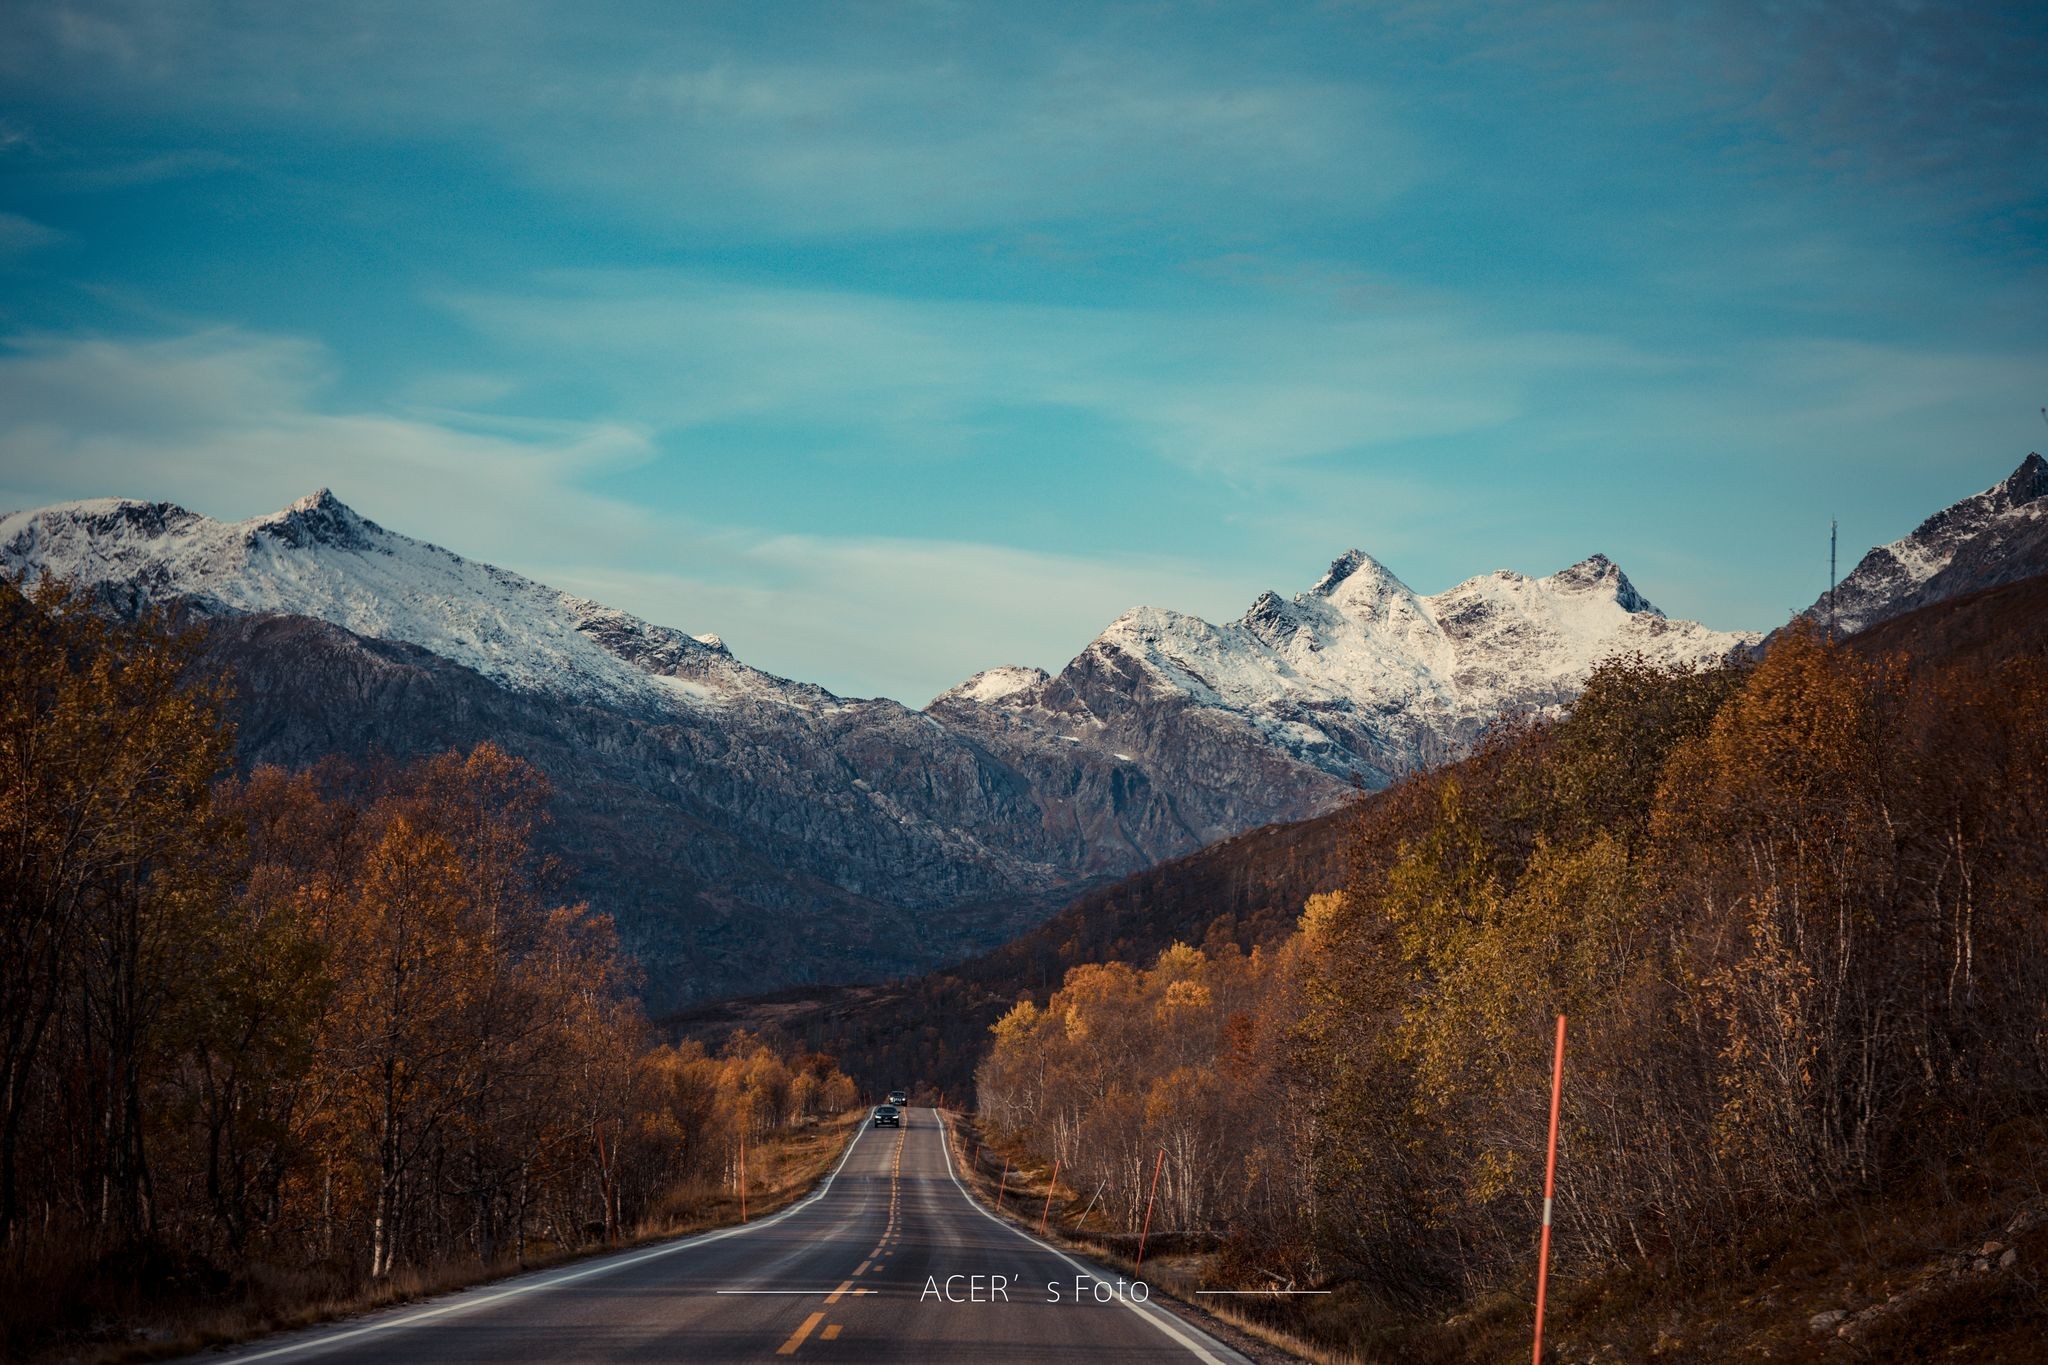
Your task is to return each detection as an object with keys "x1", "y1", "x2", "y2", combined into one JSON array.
[{"x1": 197, "y1": 1110, "x2": 1251, "y2": 1363}]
